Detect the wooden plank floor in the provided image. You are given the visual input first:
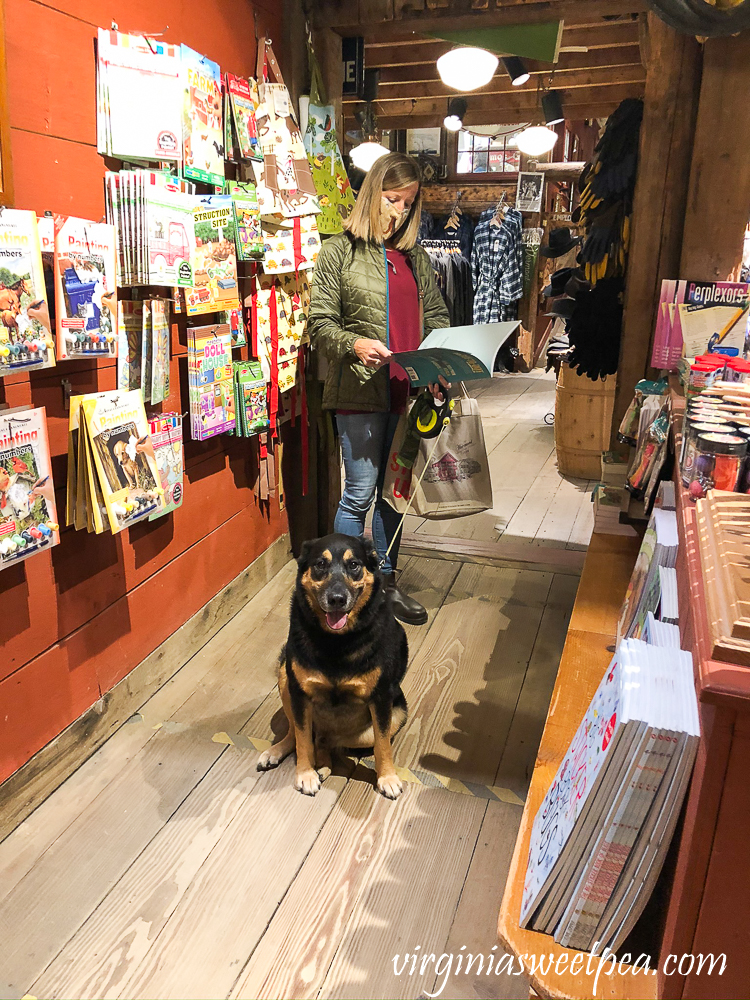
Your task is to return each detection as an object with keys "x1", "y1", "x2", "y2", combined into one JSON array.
[{"x1": 0, "y1": 368, "x2": 593, "y2": 1000}]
